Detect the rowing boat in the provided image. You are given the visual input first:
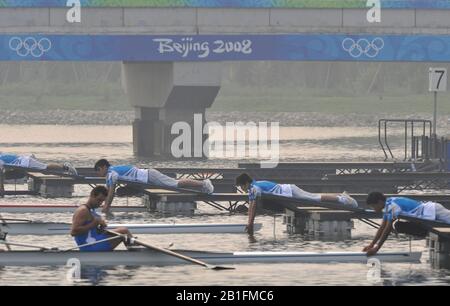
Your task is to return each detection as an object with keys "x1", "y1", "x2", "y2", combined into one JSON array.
[
  {"x1": 0, "y1": 204, "x2": 148, "y2": 214},
  {"x1": 0, "y1": 222, "x2": 262, "y2": 235},
  {"x1": 0, "y1": 249, "x2": 422, "y2": 266}
]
